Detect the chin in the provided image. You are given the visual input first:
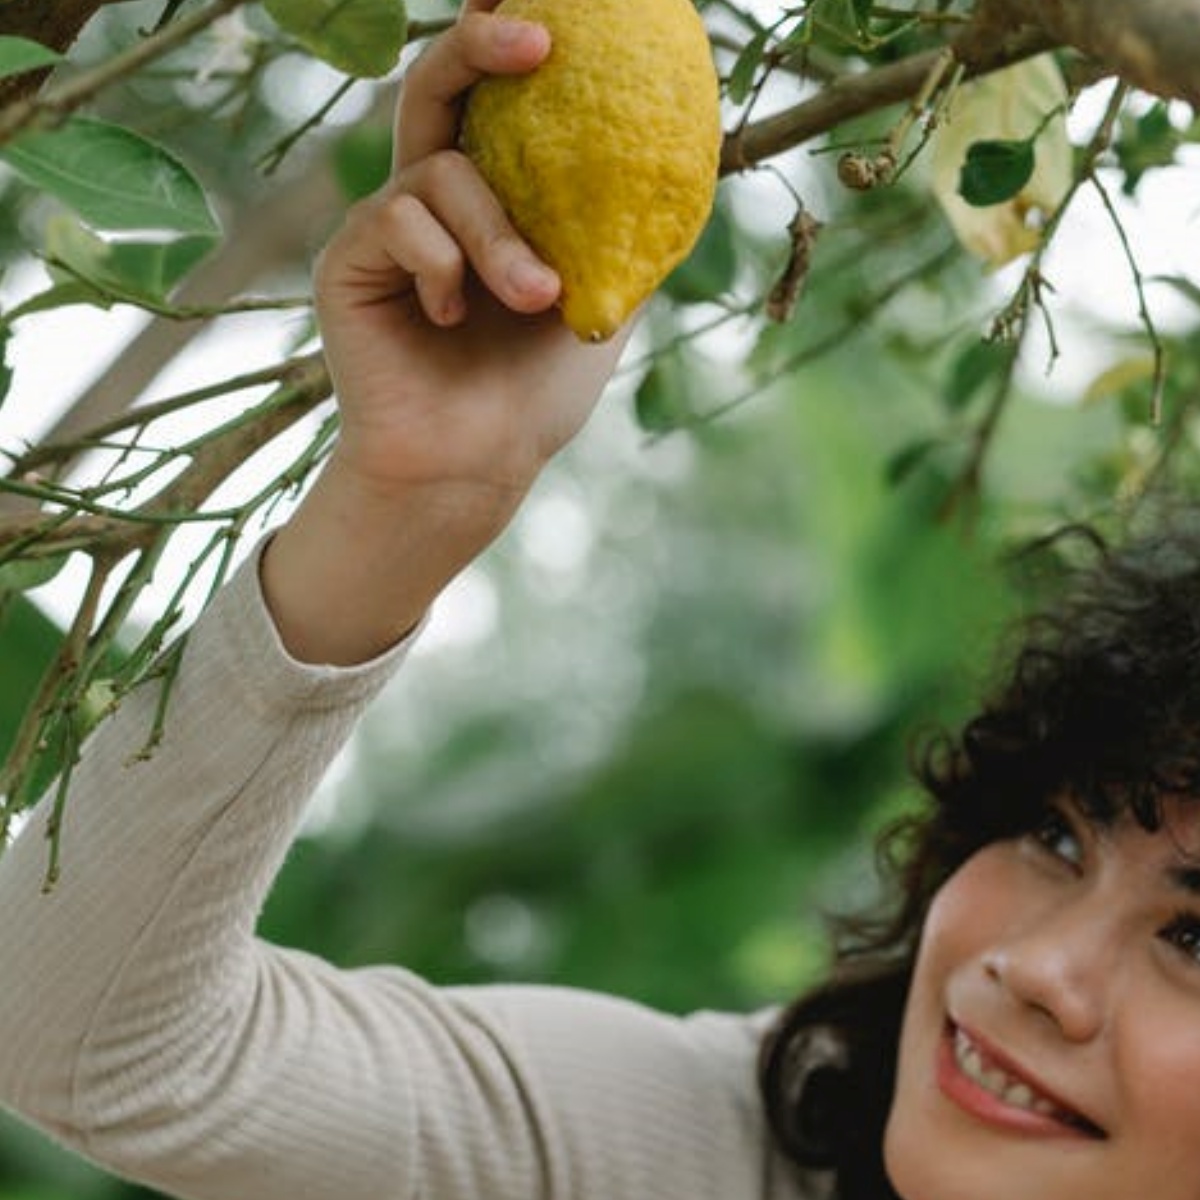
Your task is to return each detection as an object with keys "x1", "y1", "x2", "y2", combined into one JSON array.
[
  {"x1": 883, "y1": 1091, "x2": 980, "y2": 1200},
  {"x1": 881, "y1": 1103, "x2": 920, "y2": 1200}
]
